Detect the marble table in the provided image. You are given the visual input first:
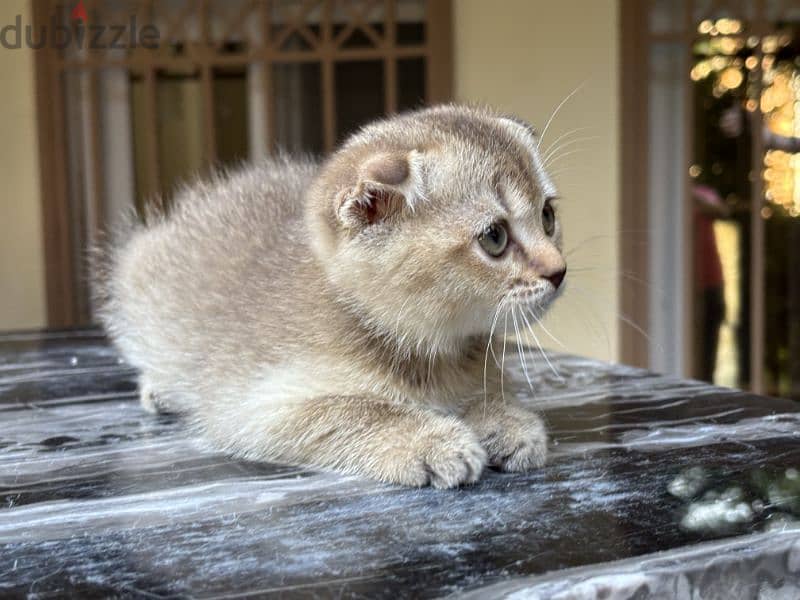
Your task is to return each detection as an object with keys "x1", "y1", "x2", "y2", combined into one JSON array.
[{"x1": 1, "y1": 329, "x2": 800, "y2": 599}]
